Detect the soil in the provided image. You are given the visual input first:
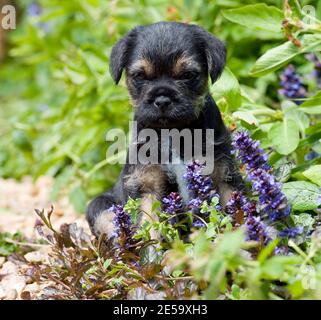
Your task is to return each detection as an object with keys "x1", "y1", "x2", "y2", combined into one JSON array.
[{"x1": 0, "y1": 176, "x2": 89, "y2": 300}]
